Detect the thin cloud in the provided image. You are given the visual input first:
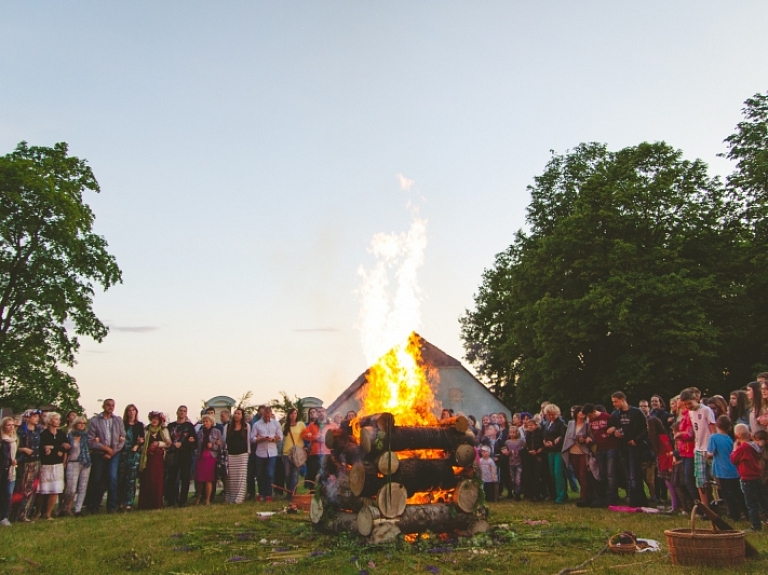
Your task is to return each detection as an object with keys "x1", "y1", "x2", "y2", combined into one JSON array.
[
  {"x1": 293, "y1": 328, "x2": 341, "y2": 333},
  {"x1": 111, "y1": 325, "x2": 159, "y2": 333},
  {"x1": 396, "y1": 173, "x2": 414, "y2": 191}
]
